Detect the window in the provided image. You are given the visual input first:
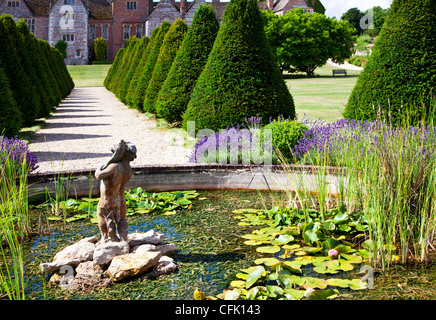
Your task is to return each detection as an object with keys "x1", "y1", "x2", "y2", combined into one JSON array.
[
  {"x1": 89, "y1": 25, "x2": 96, "y2": 40},
  {"x1": 76, "y1": 49, "x2": 81, "y2": 57},
  {"x1": 7, "y1": 1, "x2": 20, "y2": 7},
  {"x1": 24, "y1": 18, "x2": 35, "y2": 34},
  {"x1": 102, "y1": 25, "x2": 109, "y2": 40},
  {"x1": 136, "y1": 24, "x2": 143, "y2": 38},
  {"x1": 64, "y1": 0, "x2": 75, "y2": 4},
  {"x1": 63, "y1": 33, "x2": 74, "y2": 42},
  {"x1": 126, "y1": 1, "x2": 137, "y2": 11},
  {"x1": 123, "y1": 25, "x2": 130, "y2": 41}
]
